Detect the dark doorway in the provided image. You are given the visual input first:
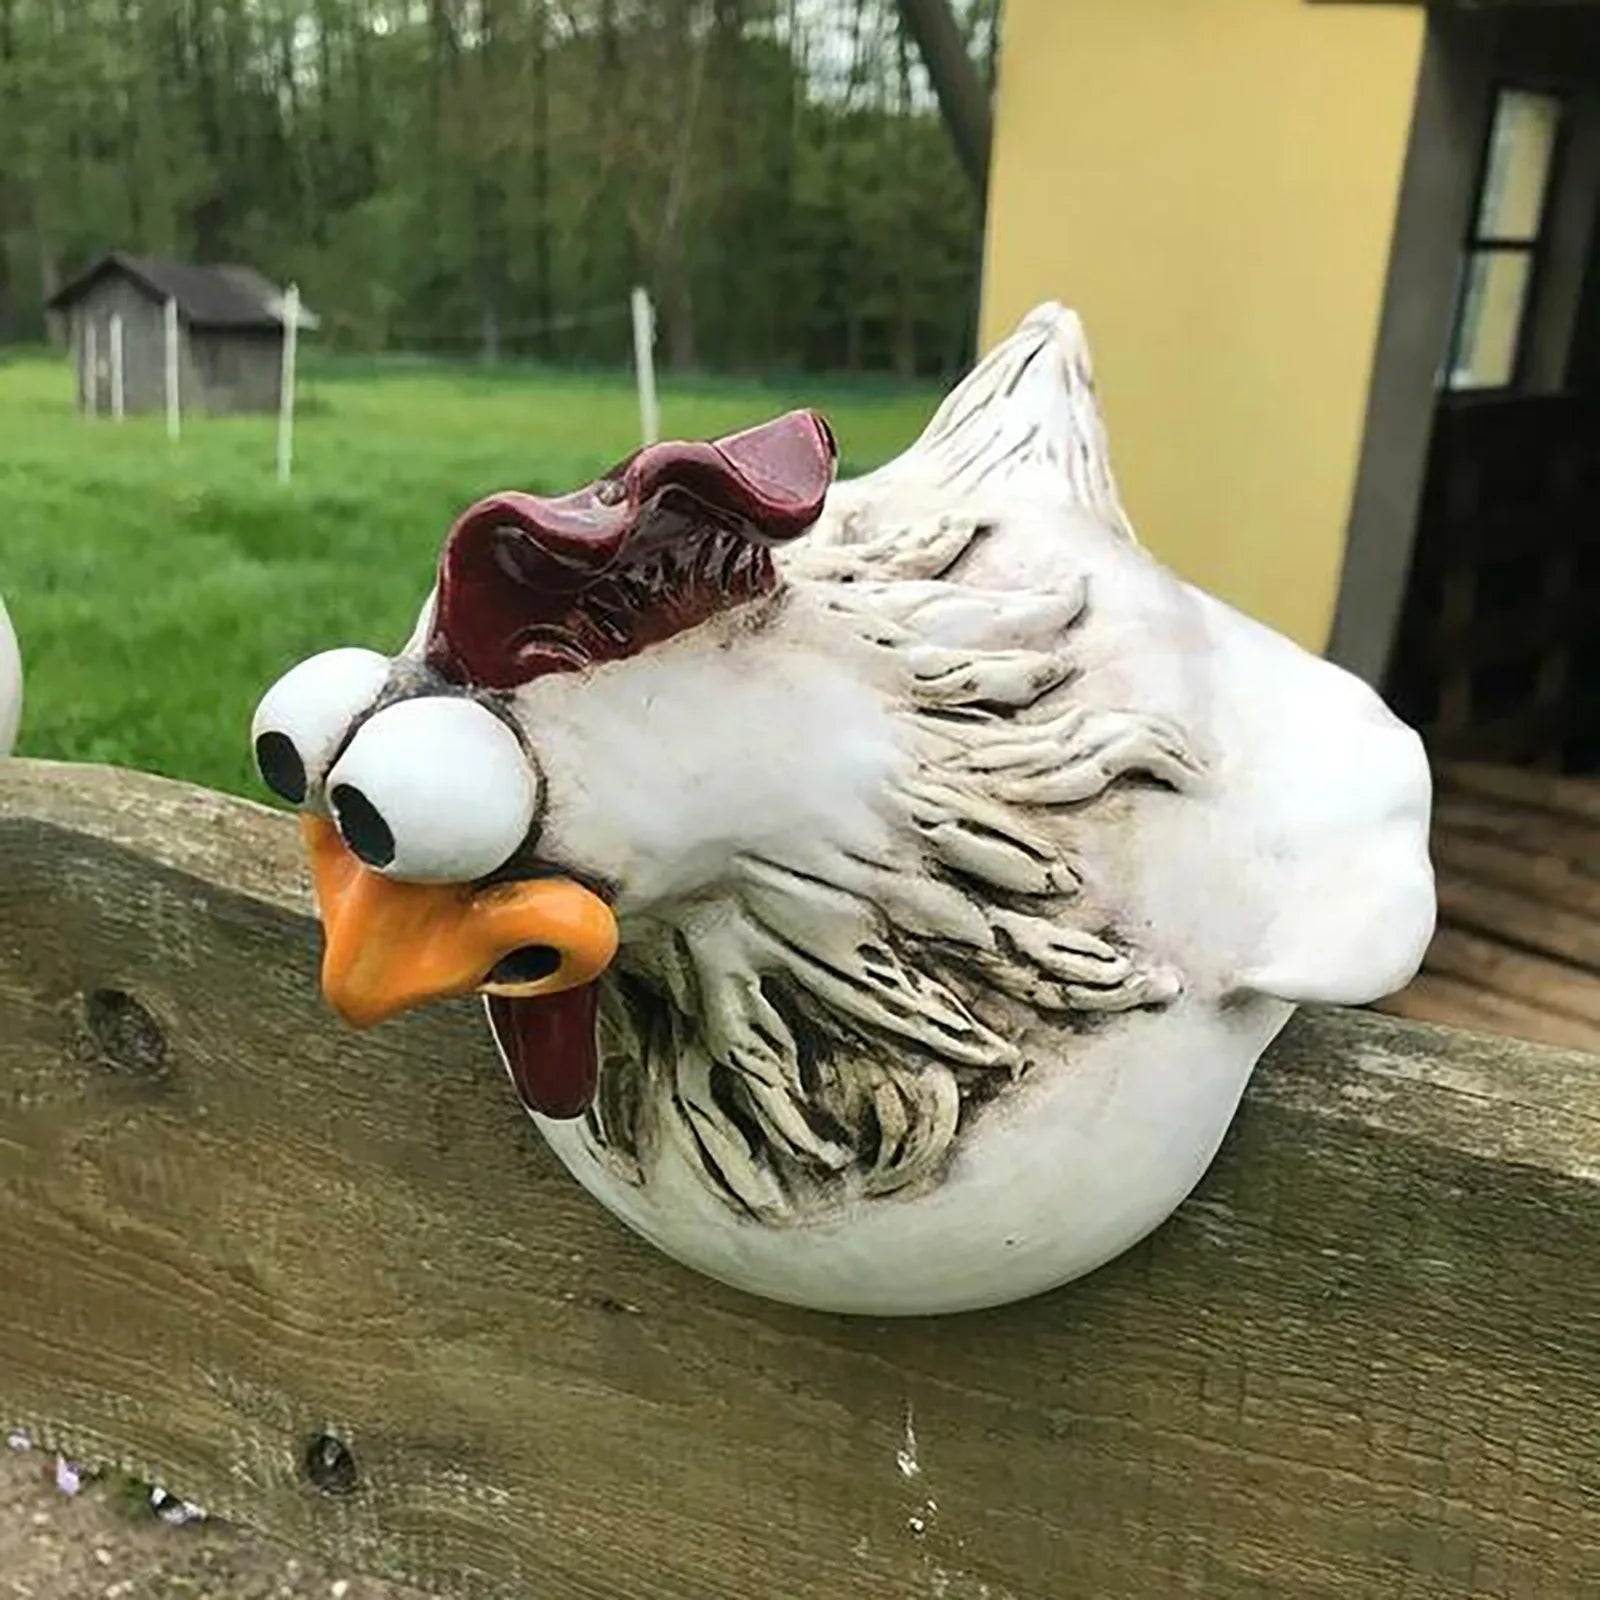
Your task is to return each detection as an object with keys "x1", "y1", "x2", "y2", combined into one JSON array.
[{"x1": 1385, "y1": 21, "x2": 1600, "y2": 775}]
